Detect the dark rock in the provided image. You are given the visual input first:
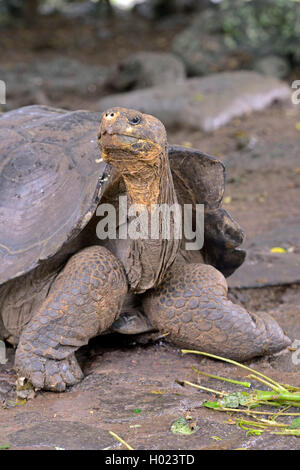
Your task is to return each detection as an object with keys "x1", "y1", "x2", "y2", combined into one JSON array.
[
  {"x1": 254, "y1": 55, "x2": 290, "y2": 79},
  {"x1": 172, "y1": 1, "x2": 300, "y2": 76},
  {"x1": 98, "y1": 71, "x2": 290, "y2": 132},
  {"x1": 173, "y1": 30, "x2": 253, "y2": 76},
  {"x1": 134, "y1": 0, "x2": 205, "y2": 21},
  {"x1": 108, "y1": 52, "x2": 186, "y2": 92},
  {"x1": 0, "y1": 56, "x2": 108, "y2": 111}
]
